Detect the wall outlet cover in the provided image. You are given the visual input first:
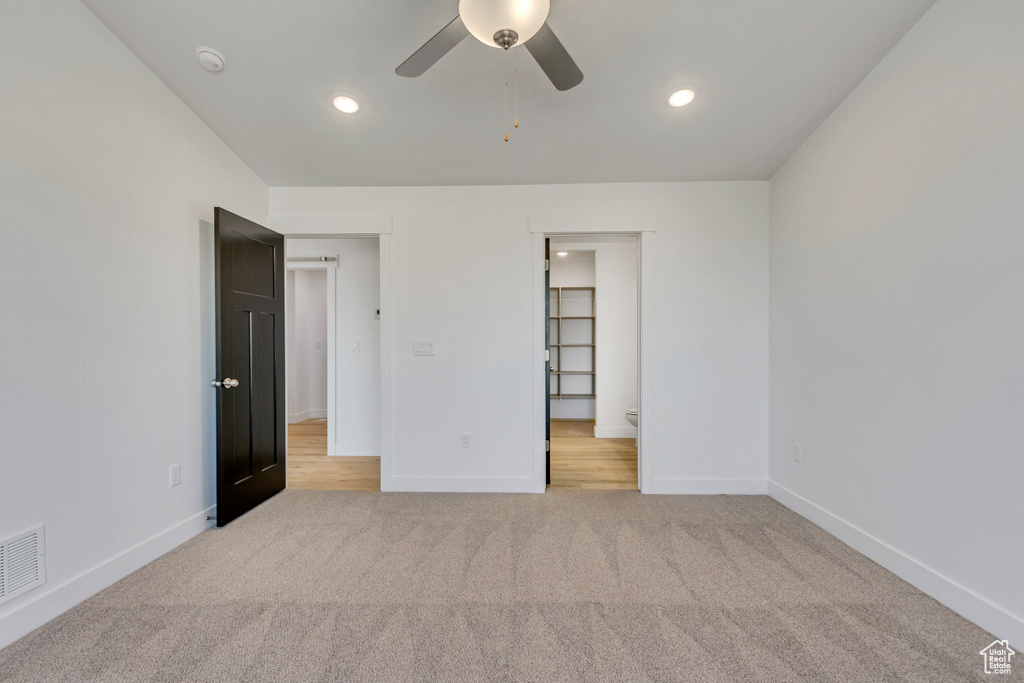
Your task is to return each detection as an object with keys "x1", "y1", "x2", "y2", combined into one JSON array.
[
  {"x1": 461, "y1": 432, "x2": 471, "y2": 448},
  {"x1": 170, "y1": 464, "x2": 181, "y2": 487}
]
